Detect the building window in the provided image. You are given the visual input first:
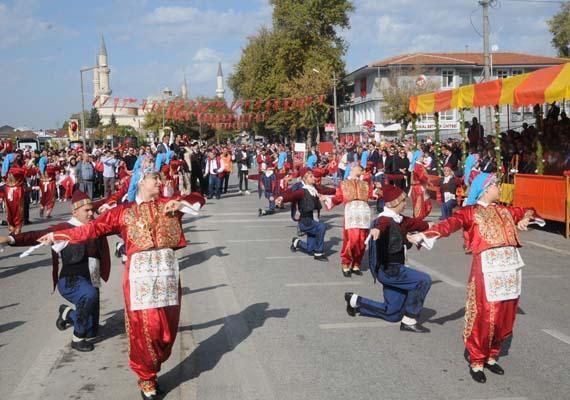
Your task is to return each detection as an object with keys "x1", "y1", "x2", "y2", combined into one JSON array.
[
  {"x1": 459, "y1": 71, "x2": 472, "y2": 86},
  {"x1": 442, "y1": 69, "x2": 454, "y2": 88},
  {"x1": 360, "y1": 77, "x2": 367, "y2": 98},
  {"x1": 440, "y1": 110, "x2": 454, "y2": 121},
  {"x1": 511, "y1": 69, "x2": 523, "y2": 76},
  {"x1": 496, "y1": 69, "x2": 509, "y2": 79}
]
